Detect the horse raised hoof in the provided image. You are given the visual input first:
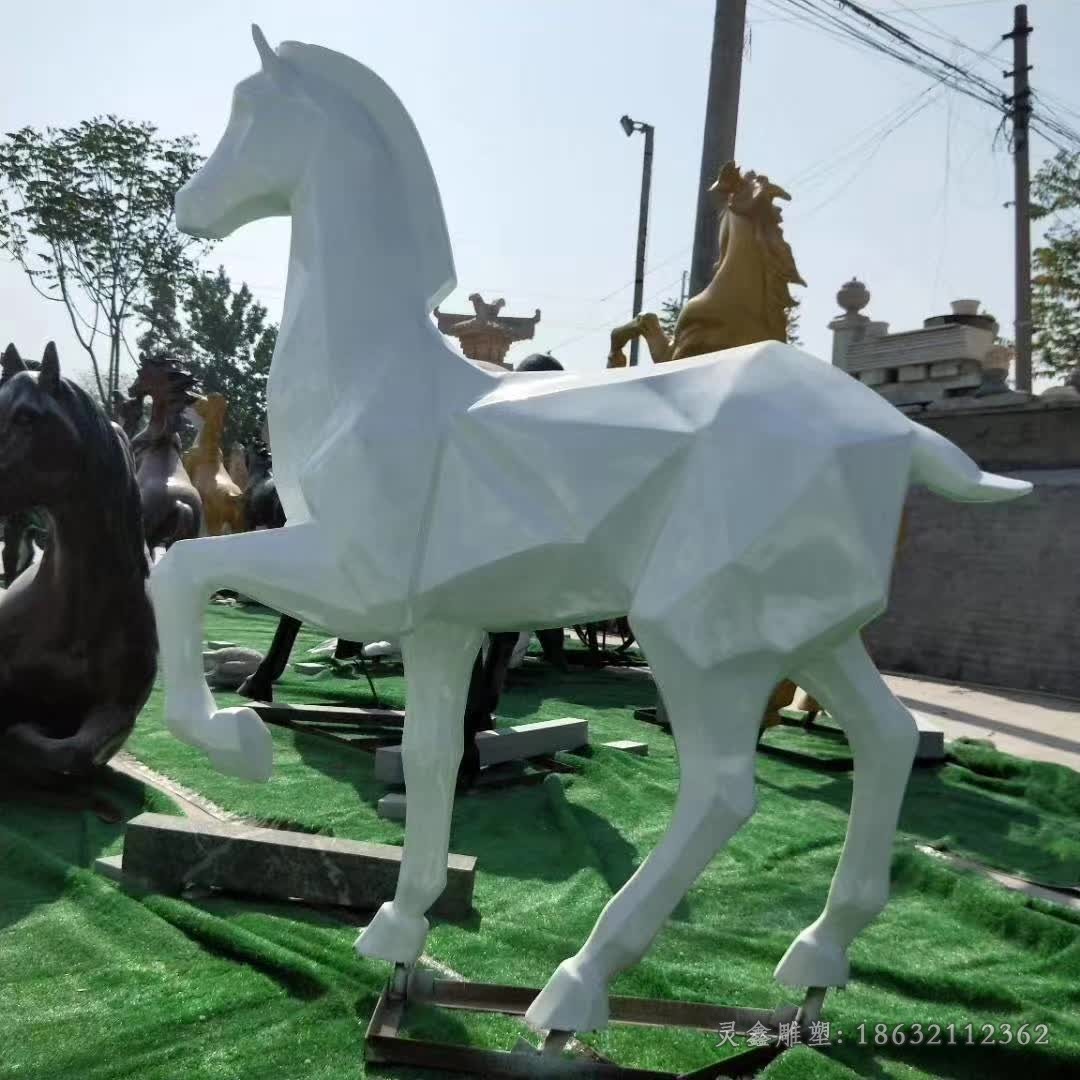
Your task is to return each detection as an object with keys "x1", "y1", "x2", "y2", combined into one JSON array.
[
  {"x1": 204, "y1": 706, "x2": 274, "y2": 782},
  {"x1": 354, "y1": 902, "x2": 429, "y2": 965},
  {"x1": 525, "y1": 958, "x2": 610, "y2": 1034},
  {"x1": 773, "y1": 923, "x2": 850, "y2": 989}
]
